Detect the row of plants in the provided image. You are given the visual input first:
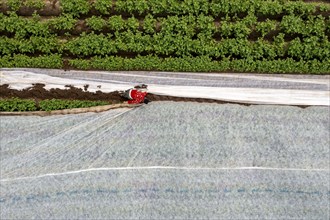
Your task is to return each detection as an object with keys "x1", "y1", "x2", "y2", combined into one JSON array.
[
  {"x1": 2, "y1": 0, "x2": 329, "y2": 17},
  {"x1": 1, "y1": 54, "x2": 329, "y2": 74},
  {"x1": 0, "y1": 12, "x2": 75, "y2": 38},
  {"x1": 0, "y1": 98, "x2": 110, "y2": 112},
  {"x1": 1, "y1": 31, "x2": 329, "y2": 61},
  {"x1": 1, "y1": 0, "x2": 45, "y2": 11},
  {"x1": 88, "y1": 14, "x2": 329, "y2": 39},
  {"x1": 1, "y1": 1, "x2": 328, "y2": 73},
  {"x1": 112, "y1": 0, "x2": 330, "y2": 17},
  {"x1": 1, "y1": 12, "x2": 329, "y2": 39},
  {"x1": 67, "y1": 55, "x2": 330, "y2": 74},
  {"x1": 0, "y1": 54, "x2": 63, "y2": 68}
]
